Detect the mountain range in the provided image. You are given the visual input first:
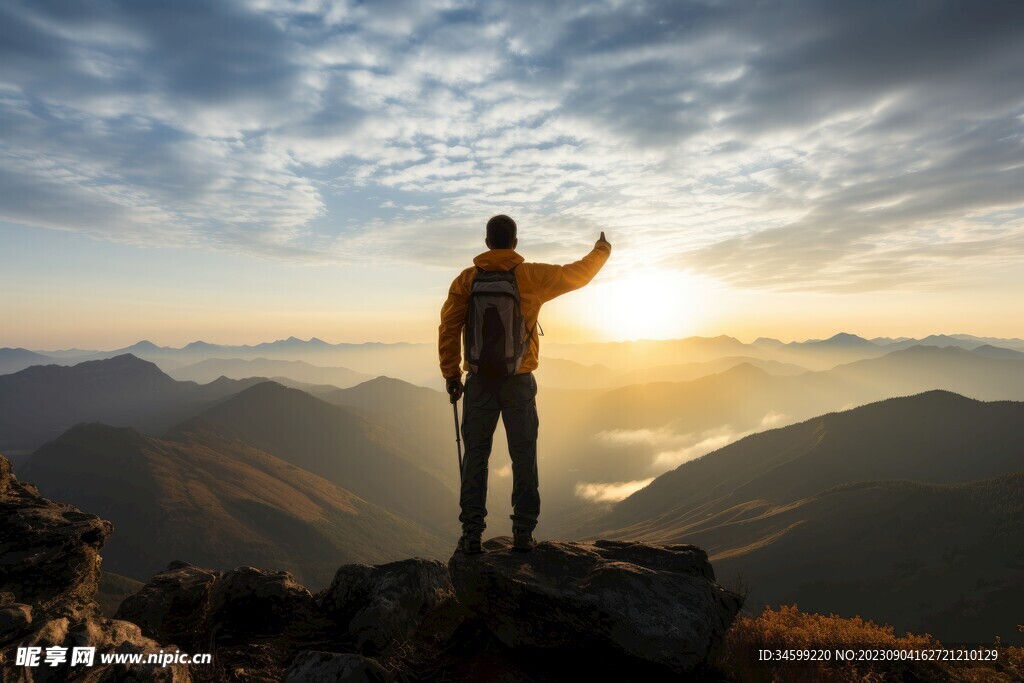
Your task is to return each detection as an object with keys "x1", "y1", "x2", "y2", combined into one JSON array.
[
  {"x1": 167, "y1": 356, "x2": 374, "y2": 387},
  {"x1": 4, "y1": 341, "x2": 1024, "y2": 642},
  {"x1": 582, "y1": 391, "x2": 1024, "y2": 643},
  {"x1": 21, "y1": 420, "x2": 442, "y2": 587},
  {"x1": 7, "y1": 331, "x2": 1024, "y2": 384},
  {"x1": 0, "y1": 354, "x2": 264, "y2": 451},
  {"x1": 191, "y1": 380, "x2": 459, "y2": 534}
]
